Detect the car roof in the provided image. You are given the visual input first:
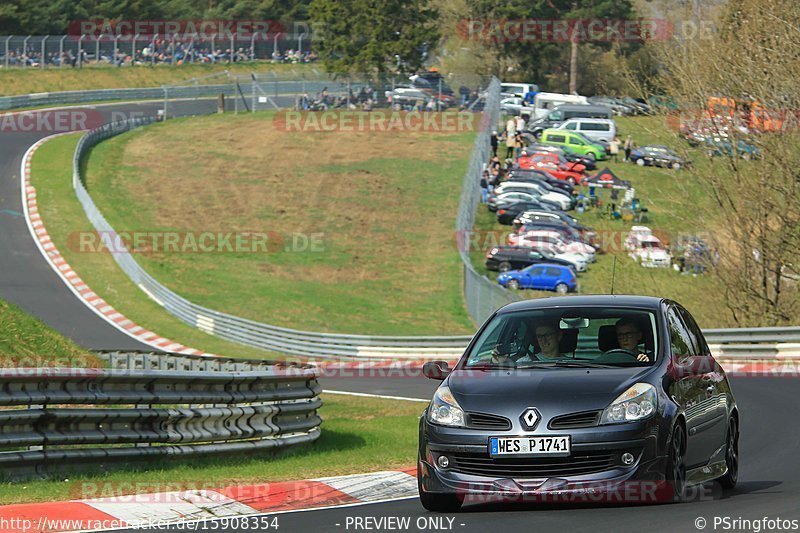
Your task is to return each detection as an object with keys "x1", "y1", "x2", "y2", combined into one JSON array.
[
  {"x1": 561, "y1": 117, "x2": 614, "y2": 123},
  {"x1": 551, "y1": 104, "x2": 610, "y2": 113},
  {"x1": 498, "y1": 294, "x2": 665, "y2": 313}
]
